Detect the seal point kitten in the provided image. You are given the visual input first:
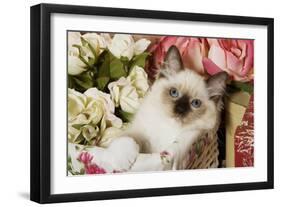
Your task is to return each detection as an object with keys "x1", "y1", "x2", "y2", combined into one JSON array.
[
  {"x1": 126, "y1": 46, "x2": 228, "y2": 154},
  {"x1": 92, "y1": 46, "x2": 228, "y2": 171}
]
